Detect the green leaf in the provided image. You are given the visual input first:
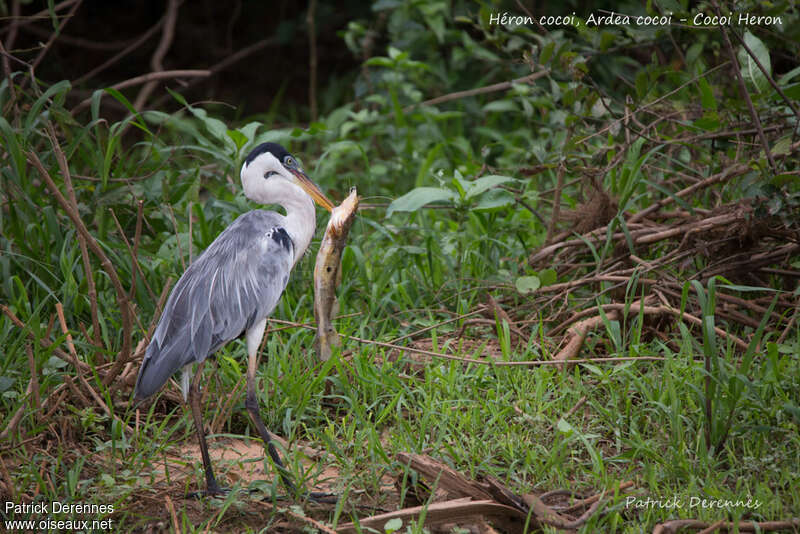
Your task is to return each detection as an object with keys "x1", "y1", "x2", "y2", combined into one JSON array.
[
  {"x1": 188, "y1": 107, "x2": 231, "y2": 147},
  {"x1": 782, "y1": 83, "x2": 800, "y2": 100},
  {"x1": 771, "y1": 136, "x2": 792, "y2": 156},
  {"x1": 227, "y1": 129, "x2": 248, "y2": 151},
  {"x1": 25, "y1": 80, "x2": 71, "y2": 136},
  {"x1": 540, "y1": 41, "x2": 555, "y2": 64},
  {"x1": 515, "y1": 275, "x2": 541, "y2": 294},
  {"x1": 483, "y1": 100, "x2": 517, "y2": 113},
  {"x1": 102, "y1": 88, "x2": 153, "y2": 136},
  {"x1": 473, "y1": 190, "x2": 514, "y2": 210},
  {"x1": 465, "y1": 175, "x2": 516, "y2": 199},
  {"x1": 166, "y1": 86, "x2": 188, "y2": 106},
  {"x1": 237, "y1": 121, "x2": 261, "y2": 143},
  {"x1": 698, "y1": 77, "x2": 716, "y2": 111},
  {"x1": 737, "y1": 31, "x2": 771, "y2": 93},
  {"x1": 384, "y1": 517, "x2": 403, "y2": 533},
  {"x1": 778, "y1": 65, "x2": 800, "y2": 85},
  {"x1": 538, "y1": 268, "x2": 558, "y2": 286},
  {"x1": 364, "y1": 57, "x2": 393, "y2": 68},
  {"x1": 556, "y1": 418, "x2": 574, "y2": 434},
  {"x1": 386, "y1": 187, "x2": 457, "y2": 217}
]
